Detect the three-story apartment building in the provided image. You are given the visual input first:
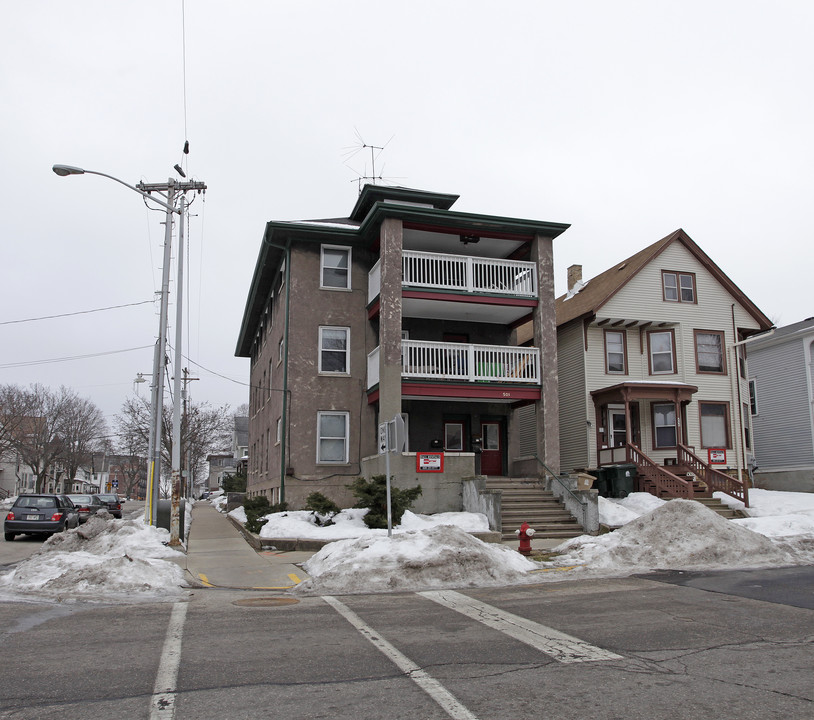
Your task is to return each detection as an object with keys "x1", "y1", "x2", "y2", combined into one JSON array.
[{"x1": 235, "y1": 185, "x2": 569, "y2": 511}]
